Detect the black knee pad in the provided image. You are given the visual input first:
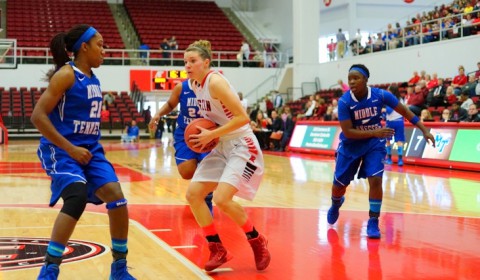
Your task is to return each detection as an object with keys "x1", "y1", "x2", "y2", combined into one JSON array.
[{"x1": 60, "y1": 182, "x2": 88, "y2": 220}]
